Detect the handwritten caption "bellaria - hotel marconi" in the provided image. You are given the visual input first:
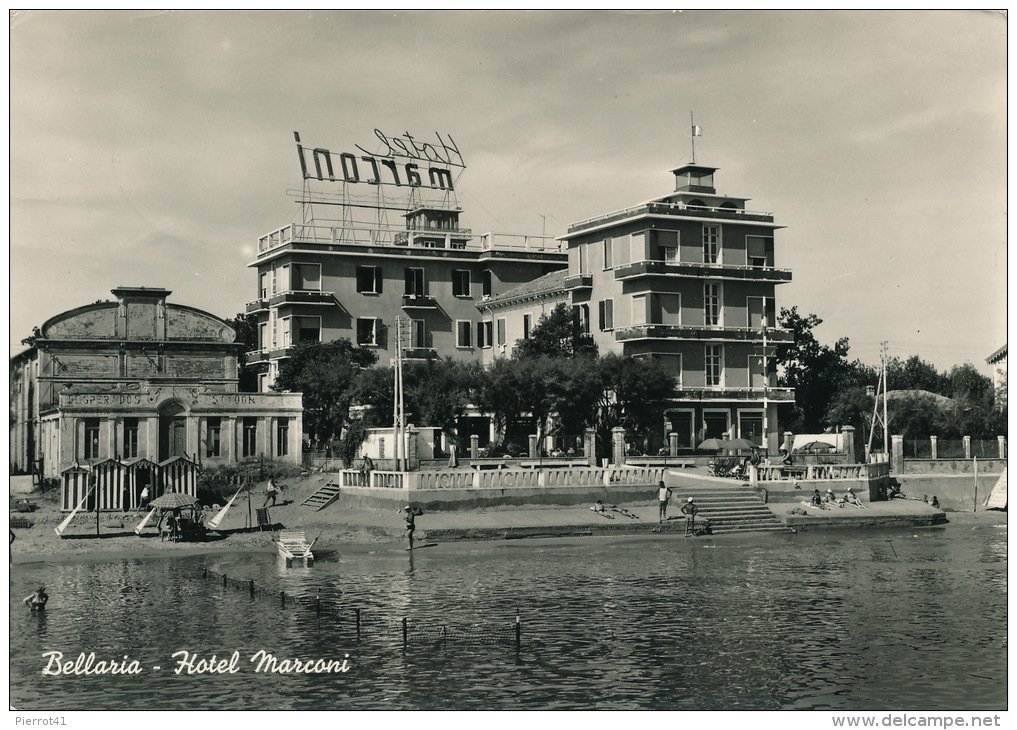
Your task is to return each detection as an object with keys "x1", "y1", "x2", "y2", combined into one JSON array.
[{"x1": 40, "y1": 650, "x2": 353, "y2": 675}]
